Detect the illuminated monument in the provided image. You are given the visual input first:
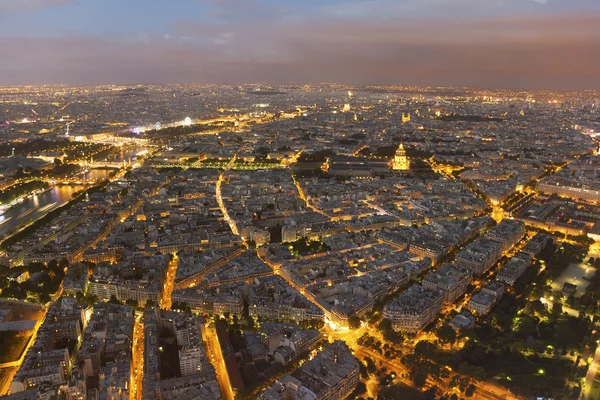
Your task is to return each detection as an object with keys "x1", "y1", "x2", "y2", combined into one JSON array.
[{"x1": 392, "y1": 142, "x2": 410, "y2": 171}]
